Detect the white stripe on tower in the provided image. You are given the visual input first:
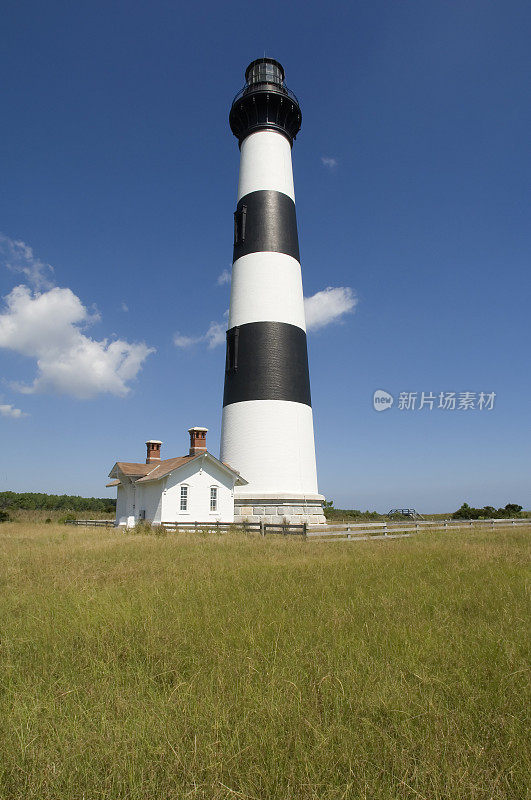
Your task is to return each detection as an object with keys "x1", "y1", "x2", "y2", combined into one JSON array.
[
  {"x1": 237, "y1": 130, "x2": 295, "y2": 202},
  {"x1": 229, "y1": 253, "x2": 305, "y2": 329},
  {"x1": 220, "y1": 58, "x2": 324, "y2": 515},
  {"x1": 221, "y1": 401, "x2": 318, "y2": 494}
]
